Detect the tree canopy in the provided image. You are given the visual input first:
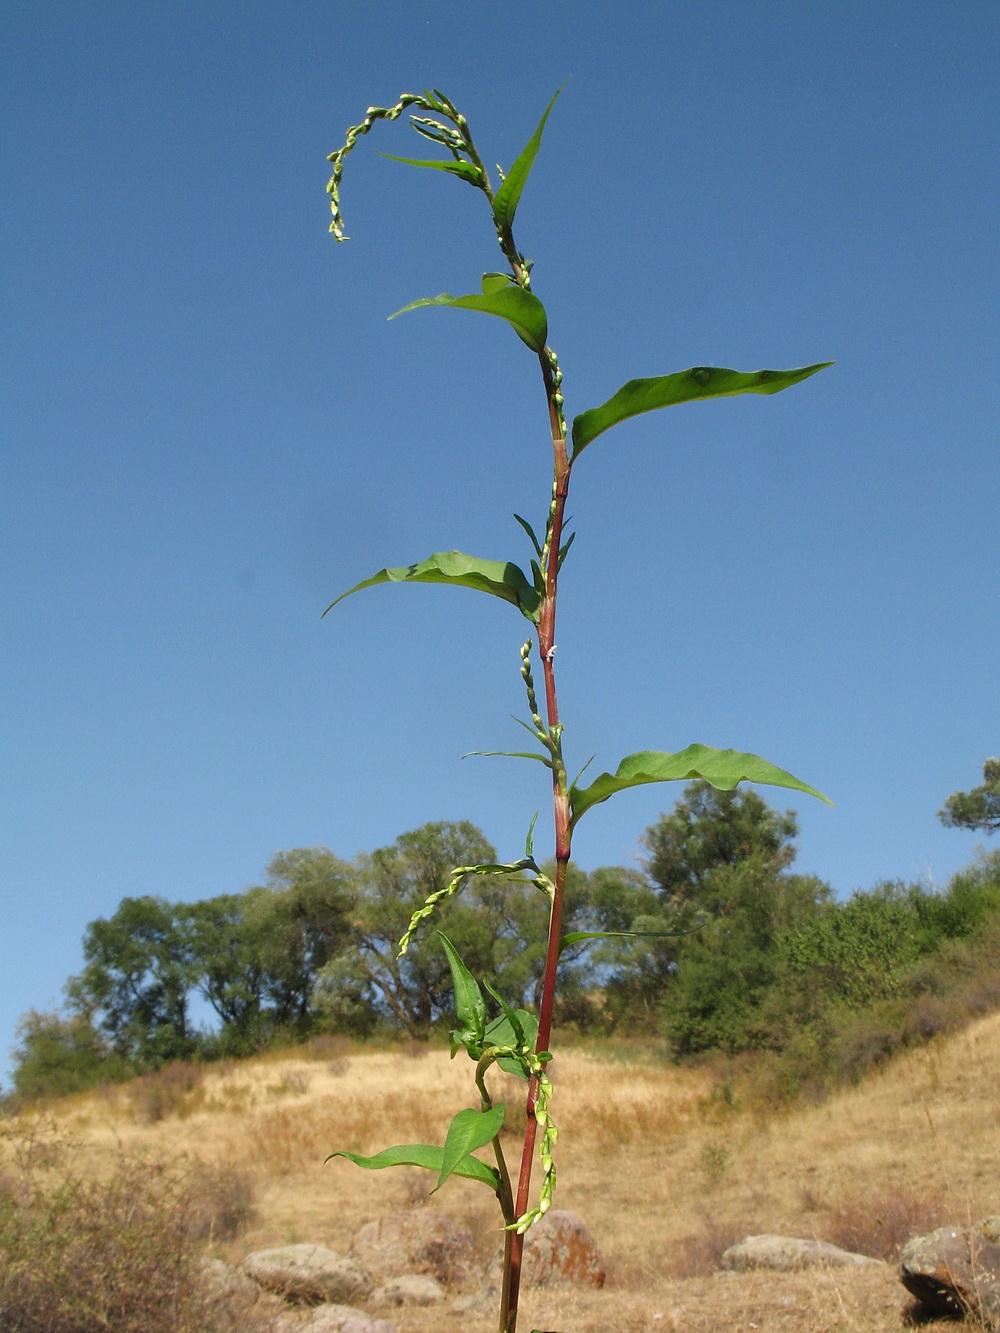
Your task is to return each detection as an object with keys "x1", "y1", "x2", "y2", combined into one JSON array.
[{"x1": 939, "y1": 758, "x2": 1000, "y2": 835}]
